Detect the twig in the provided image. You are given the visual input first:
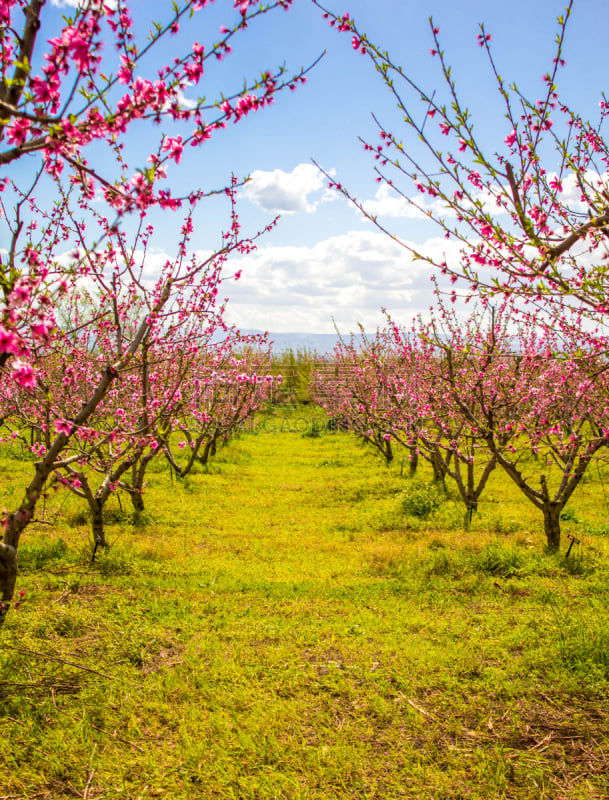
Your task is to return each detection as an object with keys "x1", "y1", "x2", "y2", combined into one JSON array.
[
  {"x1": 70, "y1": 713, "x2": 144, "y2": 753},
  {"x1": 528, "y1": 732, "x2": 554, "y2": 751},
  {"x1": 83, "y1": 744, "x2": 97, "y2": 800},
  {"x1": 401, "y1": 694, "x2": 436, "y2": 719},
  {"x1": 52, "y1": 585, "x2": 73, "y2": 604},
  {"x1": 0, "y1": 794, "x2": 49, "y2": 799},
  {"x1": 4, "y1": 645, "x2": 113, "y2": 679},
  {"x1": 90, "y1": 723, "x2": 144, "y2": 753},
  {"x1": 0, "y1": 681, "x2": 78, "y2": 691}
]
